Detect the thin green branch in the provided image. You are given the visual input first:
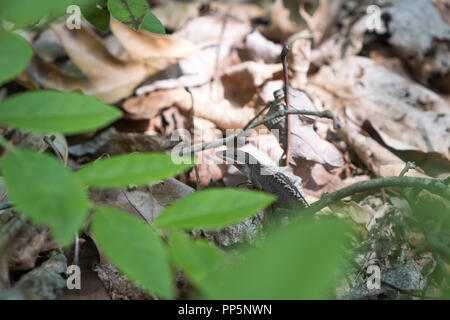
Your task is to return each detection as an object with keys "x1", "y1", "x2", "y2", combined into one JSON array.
[{"x1": 301, "y1": 177, "x2": 450, "y2": 216}]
